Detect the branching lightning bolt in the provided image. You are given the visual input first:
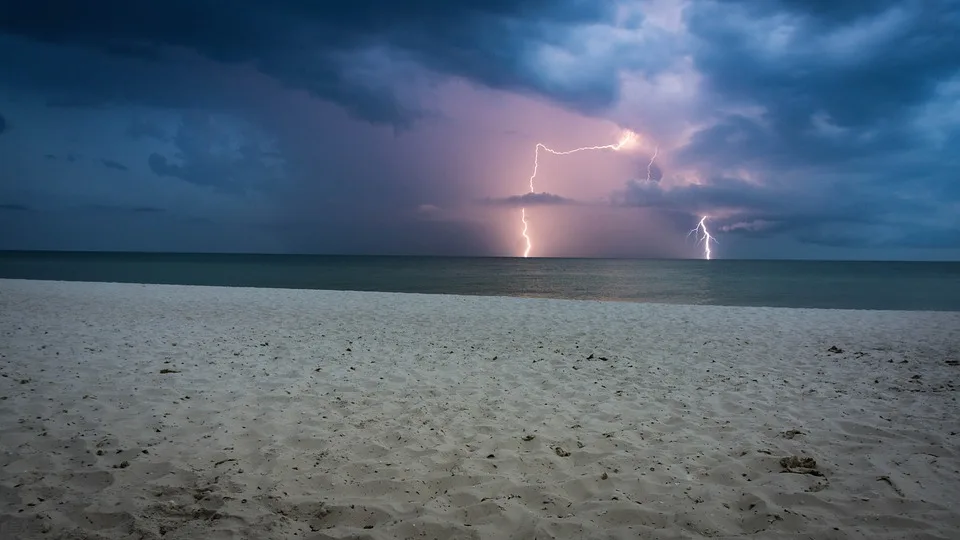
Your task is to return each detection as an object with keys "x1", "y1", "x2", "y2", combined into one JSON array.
[
  {"x1": 688, "y1": 216, "x2": 715, "y2": 260},
  {"x1": 520, "y1": 131, "x2": 638, "y2": 257}
]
